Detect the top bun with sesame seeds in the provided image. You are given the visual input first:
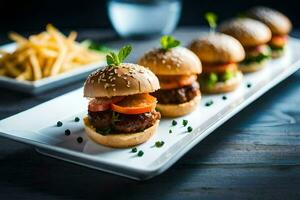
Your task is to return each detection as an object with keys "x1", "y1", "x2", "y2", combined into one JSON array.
[
  {"x1": 138, "y1": 46, "x2": 202, "y2": 75},
  {"x1": 83, "y1": 63, "x2": 160, "y2": 98}
]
